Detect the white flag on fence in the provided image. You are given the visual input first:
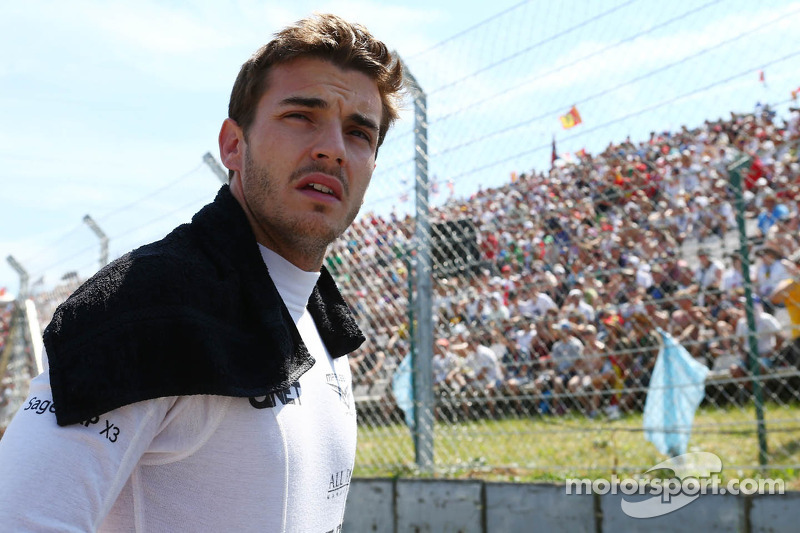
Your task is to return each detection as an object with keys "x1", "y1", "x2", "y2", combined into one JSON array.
[{"x1": 643, "y1": 329, "x2": 709, "y2": 456}]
